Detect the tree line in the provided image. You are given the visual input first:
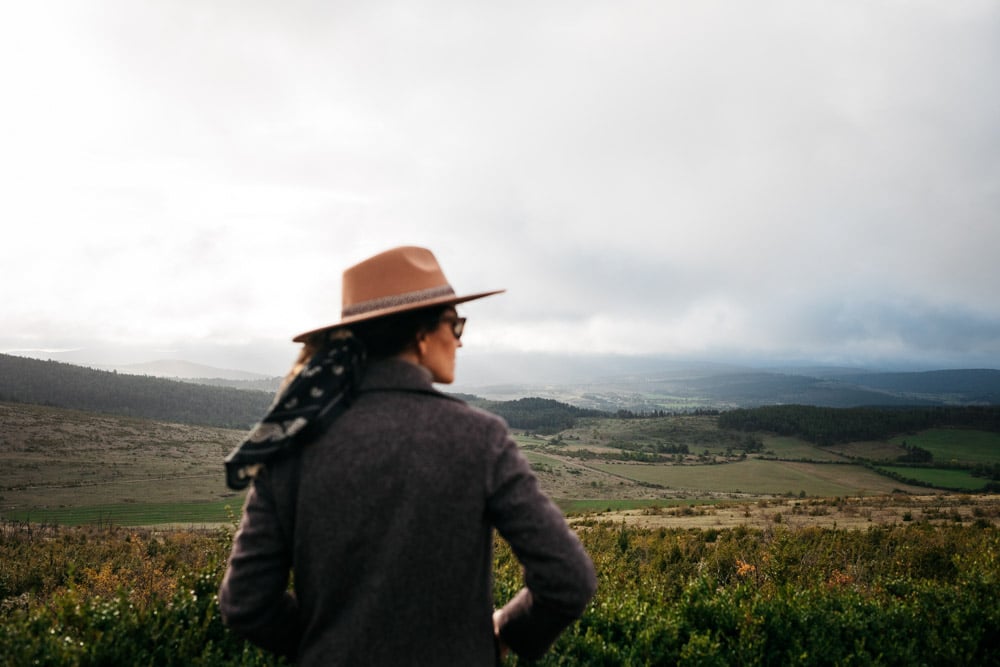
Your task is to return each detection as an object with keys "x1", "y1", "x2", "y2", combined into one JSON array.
[
  {"x1": 718, "y1": 404, "x2": 1000, "y2": 445},
  {"x1": 467, "y1": 397, "x2": 607, "y2": 434}
]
